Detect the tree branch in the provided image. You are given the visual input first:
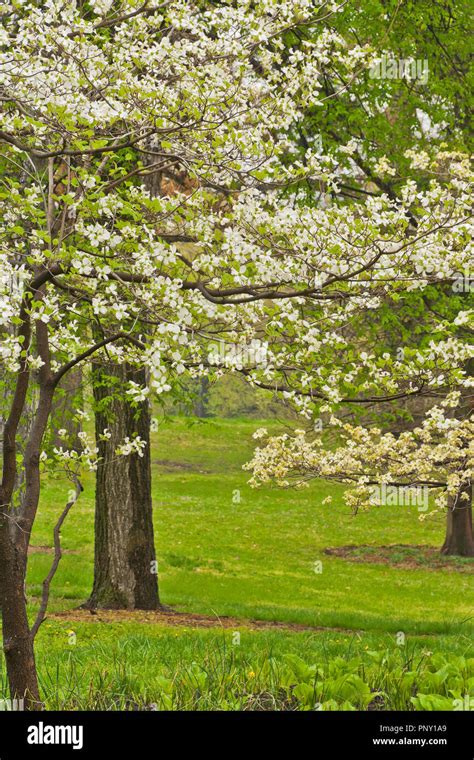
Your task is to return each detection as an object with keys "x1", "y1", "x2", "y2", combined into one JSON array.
[
  {"x1": 30, "y1": 476, "x2": 83, "y2": 640},
  {"x1": 52, "y1": 332, "x2": 147, "y2": 386}
]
